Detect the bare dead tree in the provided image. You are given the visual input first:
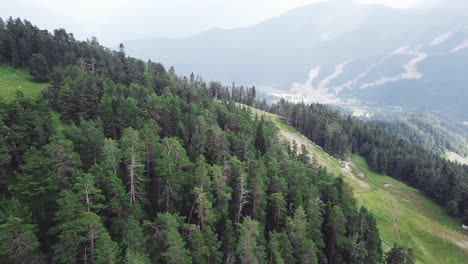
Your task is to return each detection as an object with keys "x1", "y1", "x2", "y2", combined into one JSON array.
[
  {"x1": 351, "y1": 215, "x2": 368, "y2": 262},
  {"x1": 235, "y1": 173, "x2": 249, "y2": 232},
  {"x1": 128, "y1": 155, "x2": 143, "y2": 205},
  {"x1": 83, "y1": 178, "x2": 91, "y2": 212}
]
